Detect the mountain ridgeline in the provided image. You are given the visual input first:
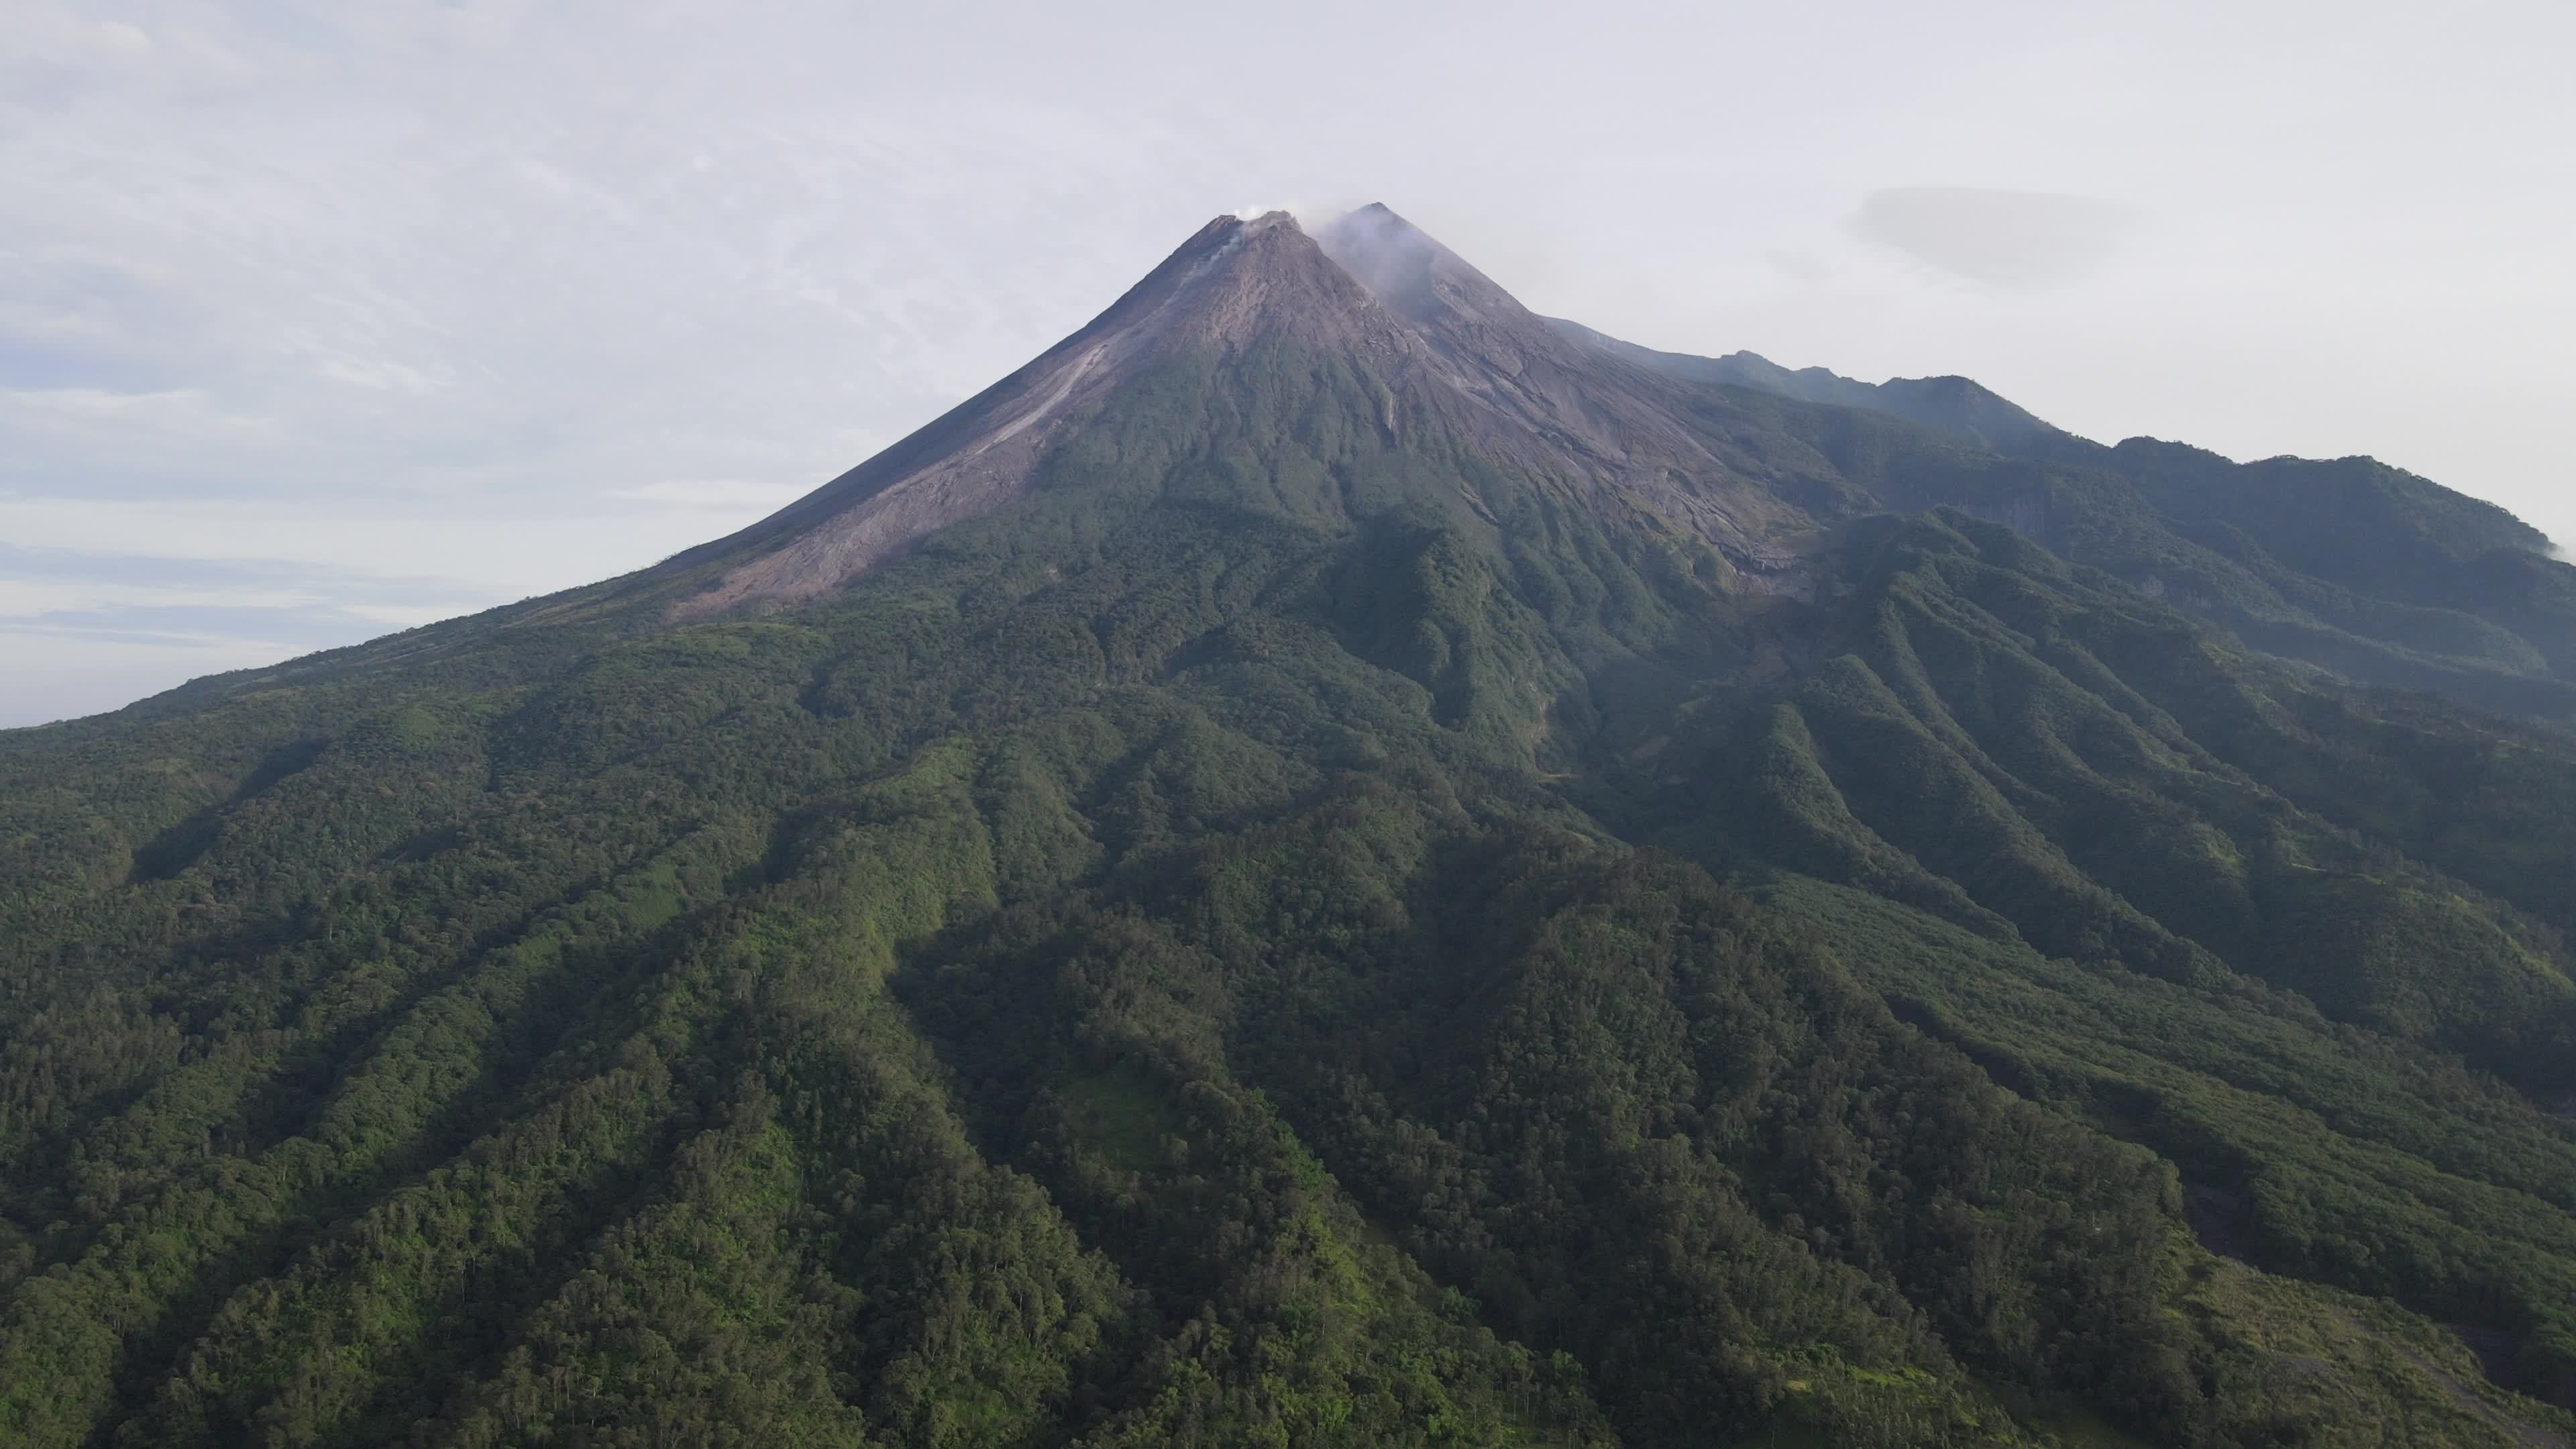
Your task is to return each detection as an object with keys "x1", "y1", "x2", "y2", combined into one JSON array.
[{"x1": 5, "y1": 205, "x2": 2576, "y2": 1448}]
